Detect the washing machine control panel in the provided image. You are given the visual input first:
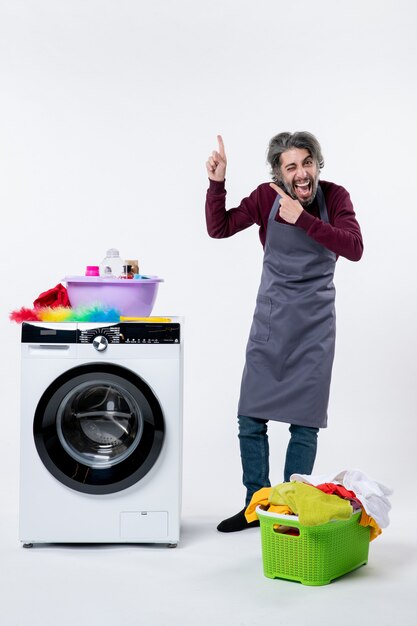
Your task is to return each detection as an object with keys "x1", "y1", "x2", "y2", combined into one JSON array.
[
  {"x1": 79, "y1": 326, "x2": 121, "y2": 345},
  {"x1": 78, "y1": 323, "x2": 181, "y2": 345},
  {"x1": 22, "y1": 322, "x2": 181, "y2": 344}
]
